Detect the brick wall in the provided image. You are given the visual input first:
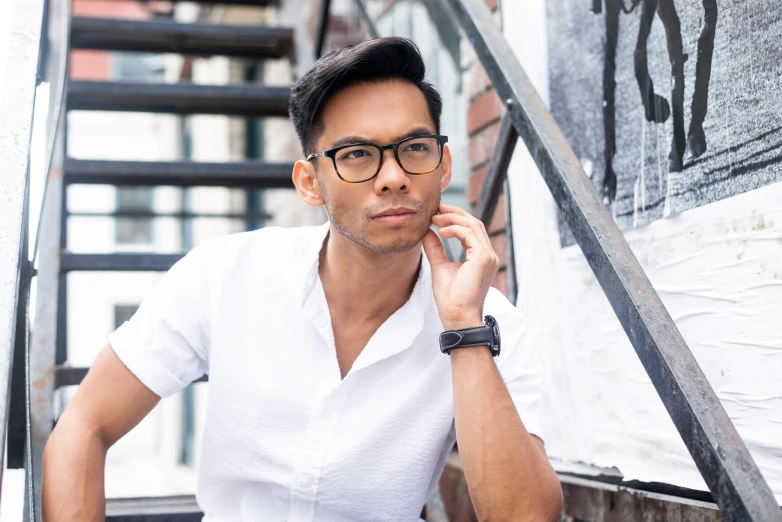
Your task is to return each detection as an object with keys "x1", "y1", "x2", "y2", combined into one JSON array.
[{"x1": 463, "y1": 0, "x2": 511, "y2": 299}]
